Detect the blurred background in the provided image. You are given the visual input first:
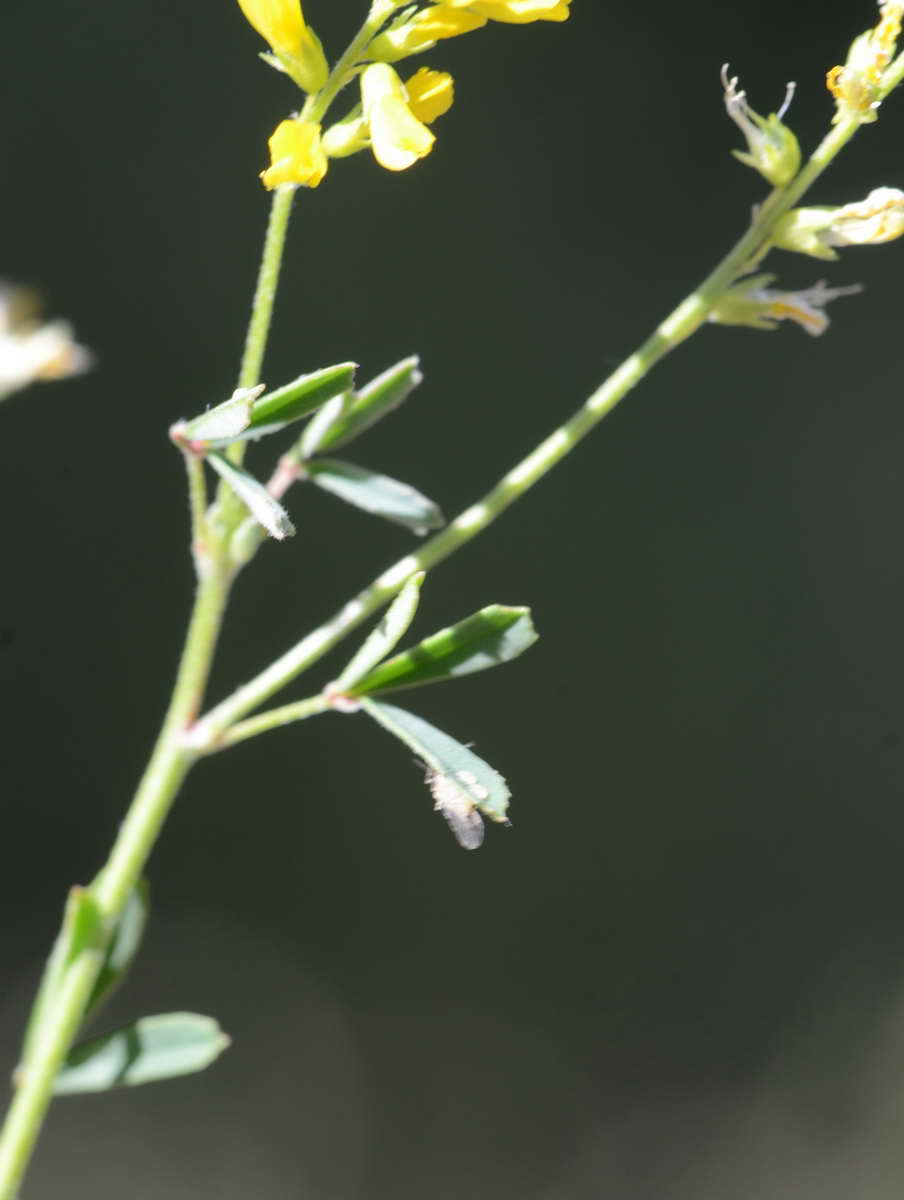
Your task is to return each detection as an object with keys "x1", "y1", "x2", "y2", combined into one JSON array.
[{"x1": 4, "y1": 0, "x2": 904, "y2": 1196}]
